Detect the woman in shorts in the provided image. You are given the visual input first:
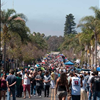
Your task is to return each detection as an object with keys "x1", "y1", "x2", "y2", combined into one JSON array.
[
  {"x1": 1, "y1": 72, "x2": 7, "y2": 100},
  {"x1": 55, "y1": 72, "x2": 68, "y2": 100}
]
